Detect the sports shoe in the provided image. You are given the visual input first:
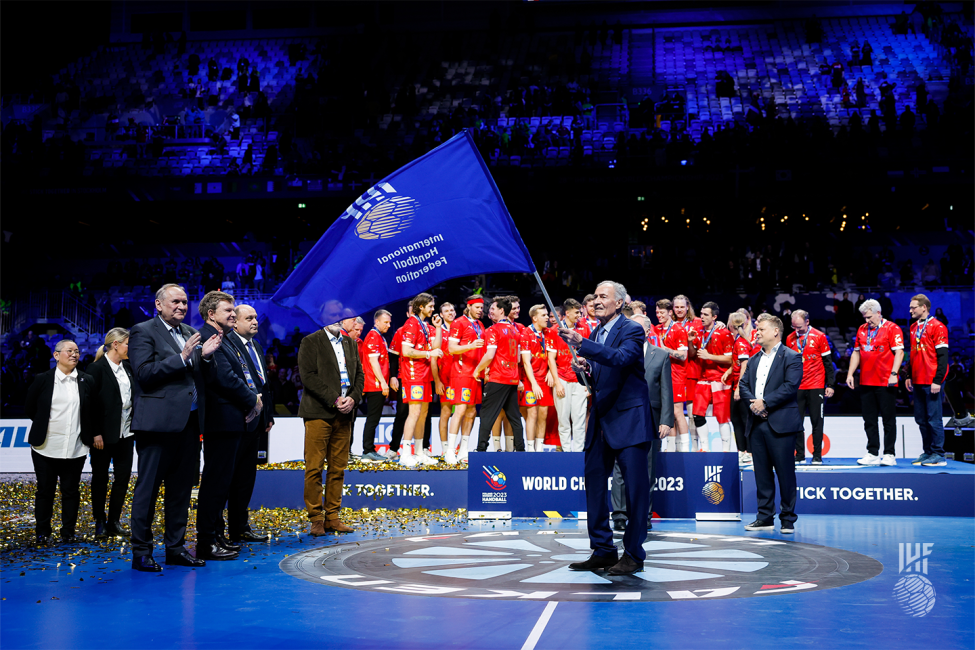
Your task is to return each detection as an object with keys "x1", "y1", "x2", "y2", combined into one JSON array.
[
  {"x1": 457, "y1": 446, "x2": 469, "y2": 463},
  {"x1": 954, "y1": 414, "x2": 974, "y2": 427},
  {"x1": 744, "y1": 519, "x2": 774, "y2": 531},
  {"x1": 857, "y1": 453, "x2": 881, "y2": 466},
  {"x1": 921, "y1": 455, "x2": 947, "y2": 466},
  {"x1": 780, "y1": 523, "x2": 795, "y2": 534},
  {"x1": 360, "y1": 451, "x2": 386, "y2": 464},
  {"x1": 384, "y1": 449, "x2": 401, "y2": 461},
  {"x1": 795, "y1": 457, "x2": 806, "y2": 465},
  {"x1": 400, "y1": 452, "x2": 419, "y2": 468},
  {"x1": 880, "y1": 454, "x2": 897, "y2": 467},
  {"x1": 416, "y1": 452, "x2": 439, "y2": 466},
  {"x1": 911, "y1": 453, "x2": 931, "y2": 466},
  {"x1": 811, "y1": 456, "x2": 823, "y2": 465},
  {"x1": 443, "y1": 449, "x2": 458, "y2": 465}
]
